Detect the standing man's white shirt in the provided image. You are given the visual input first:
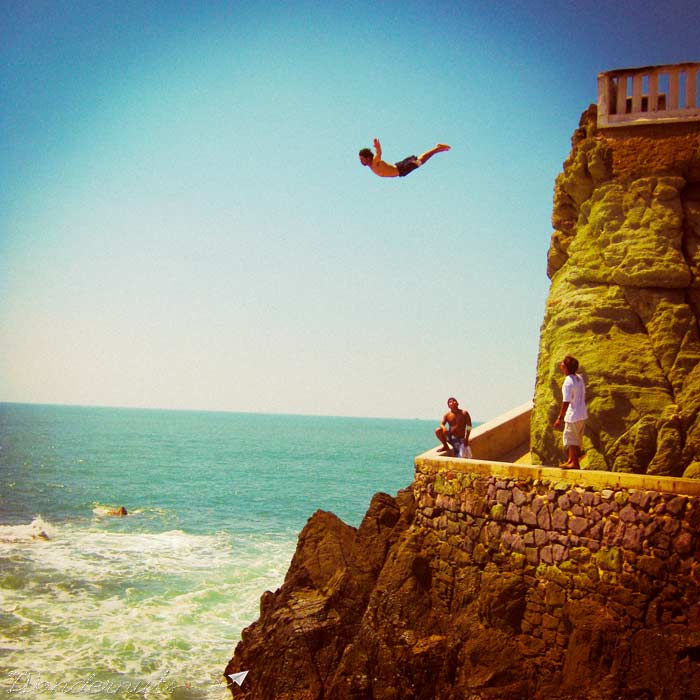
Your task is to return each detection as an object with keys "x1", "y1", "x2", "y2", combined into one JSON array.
[{"x1": 562, "y1": 374, "x2": 587, "y2": 422}]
